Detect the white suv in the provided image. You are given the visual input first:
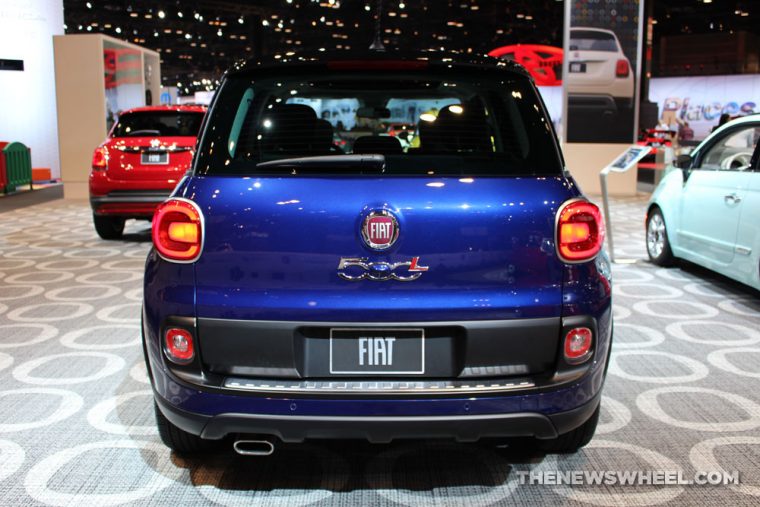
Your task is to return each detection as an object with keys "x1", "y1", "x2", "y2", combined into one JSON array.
[{"x1": 566, "y1": 27, "x2": 634, "y2": 112}]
